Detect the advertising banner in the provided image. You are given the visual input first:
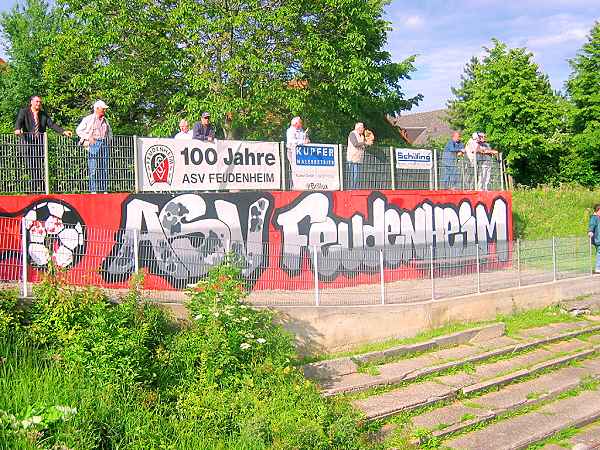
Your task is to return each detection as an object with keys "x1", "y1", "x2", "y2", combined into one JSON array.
[
  {"x1": 395, "y1": 148, "x2": 433, "y2": 170},
  {"x1": 291, "y1": 143, "x2": 340, "y2": 191},
  {"x1": 139, "y1": 138, "x2": 280, "y2": 191}
]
